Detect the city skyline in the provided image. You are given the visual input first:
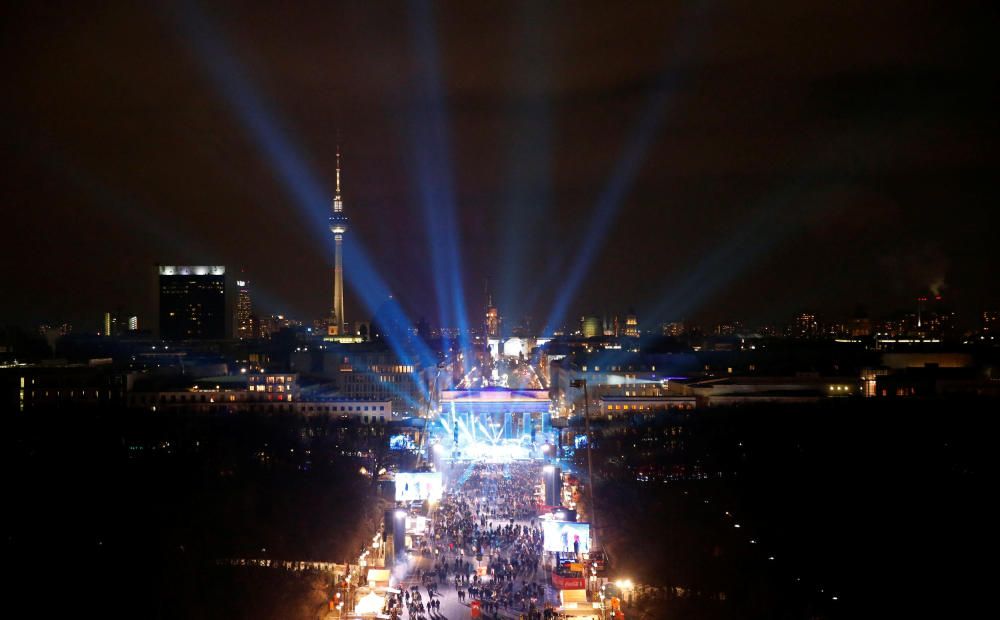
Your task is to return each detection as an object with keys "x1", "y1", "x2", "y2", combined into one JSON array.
[
  {"x1": 4, "y1": 4, "x2": 999, "y2": 618},
  {"x1": 3, "y1": 2, "x2": 998, "y2": 332}
]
